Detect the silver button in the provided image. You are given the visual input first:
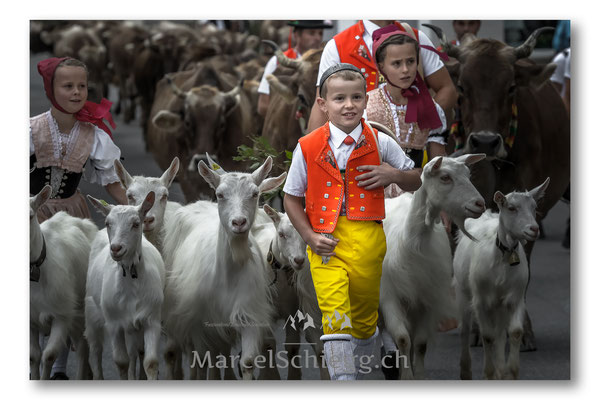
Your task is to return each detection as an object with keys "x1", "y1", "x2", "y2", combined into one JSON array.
[
  {"x1": 324, "y1": 194, "x2": 329, "y2": 199},
  {"x1": 322, "y1": 206, "x2": 327, "y2": 211},
  {"x1": 360, "y1": 193, "x2": 365, "y2": 199},
  {"x1": 45, "y1": 175, "x2": 50, "y2": 179},
  {"x1": 360, "y1": 206, "x2": 365, "y2": 211},
  {"x1": 319, "y1": 218, "x2": 324, "y2": 224},
  {"x1": 326, "y1": 182, "x2": 332, "y2": 187},
  {"x1": 59, "y1": 189, "x2": 64, "y2": 194},
  {"x1": 355, "y1": 35, "x2": 360, "y2": 40},
  {"x1": 361, "y1": 68, "x2": 366, "y2": 72}
]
